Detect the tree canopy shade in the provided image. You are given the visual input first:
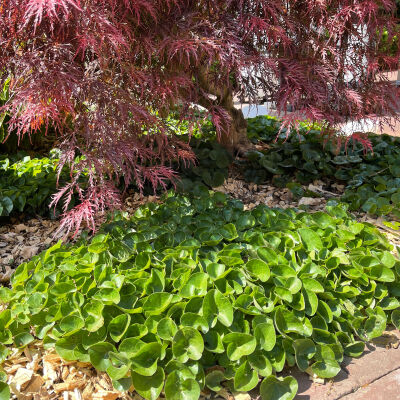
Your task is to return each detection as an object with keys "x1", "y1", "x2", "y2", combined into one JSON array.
[{"x1": 0, "y1": 0, "x2": 399, "y2": 232}]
